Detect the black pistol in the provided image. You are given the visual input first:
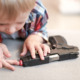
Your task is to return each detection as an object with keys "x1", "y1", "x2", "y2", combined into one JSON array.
[{"x1": 19, "y1": 35, "x2": 79, "y2": 67}]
